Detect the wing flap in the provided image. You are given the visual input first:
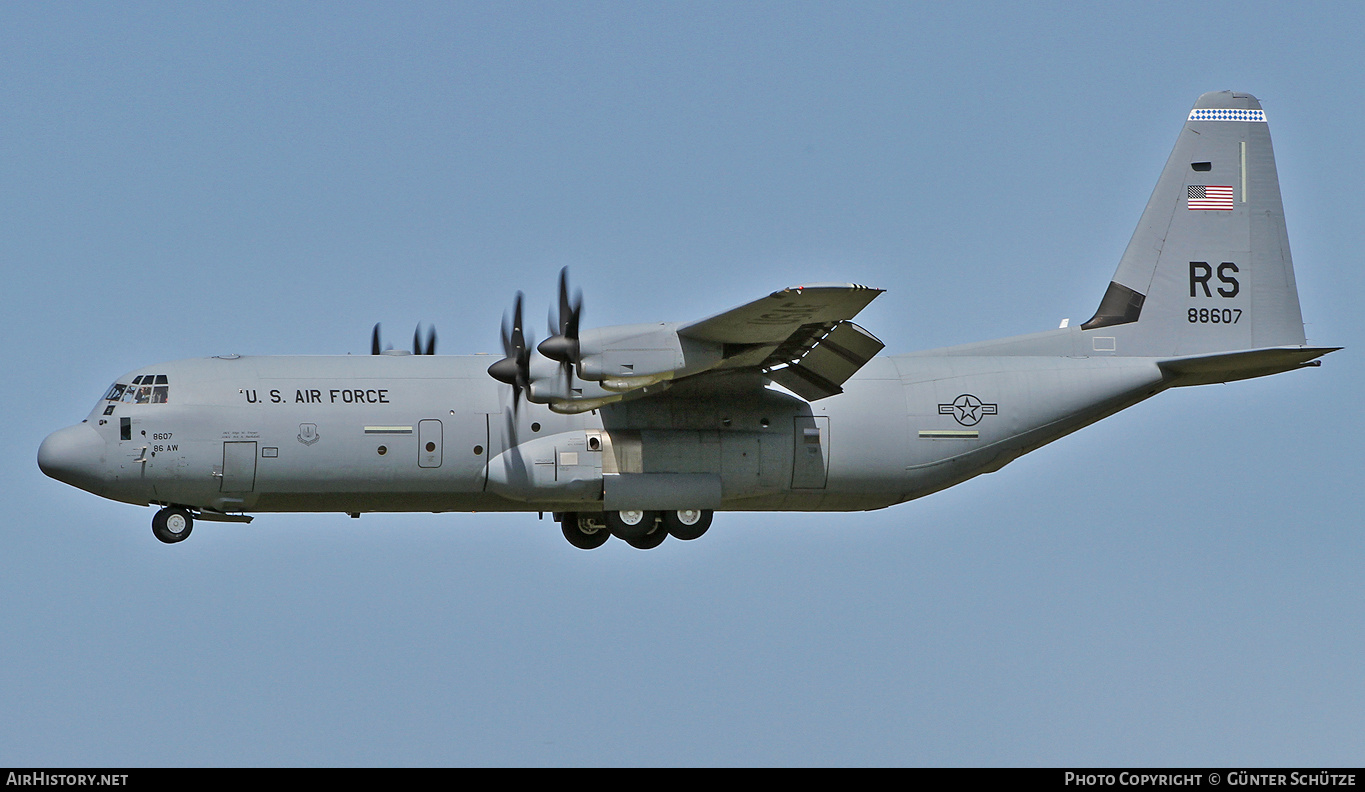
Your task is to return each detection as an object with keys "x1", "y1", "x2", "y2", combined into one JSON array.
[{"x1": 764, "y1": 321, "x2": 885, "y2": 400}]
